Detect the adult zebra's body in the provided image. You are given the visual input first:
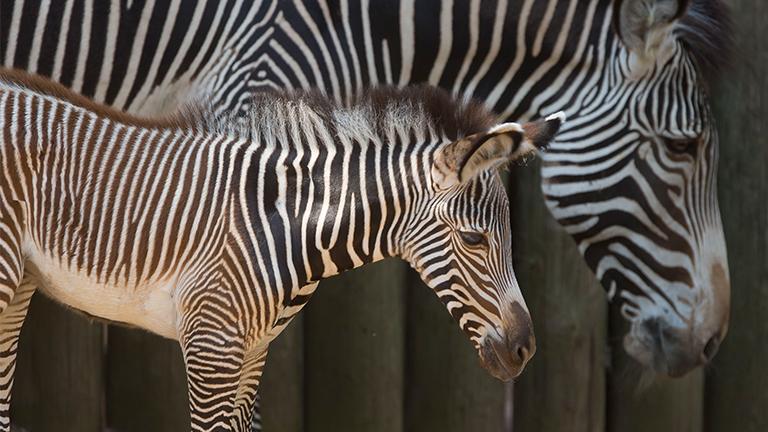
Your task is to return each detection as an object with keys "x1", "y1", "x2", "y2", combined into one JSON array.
[
  {"x1": 0, "y1": 70, "x2": 563, "y2": 431},
  {"x1": 1, "y1": 0, "x2": 731, "y2": 377}
]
